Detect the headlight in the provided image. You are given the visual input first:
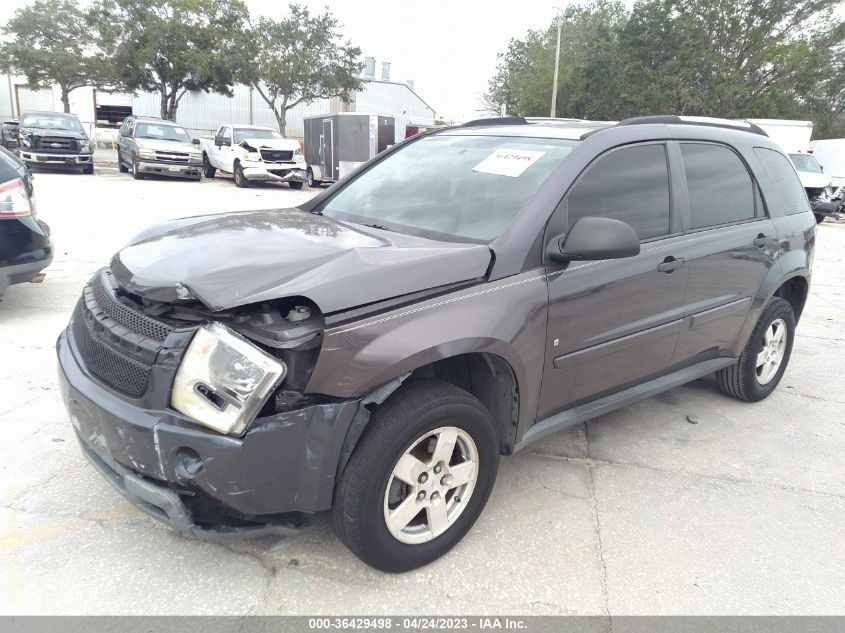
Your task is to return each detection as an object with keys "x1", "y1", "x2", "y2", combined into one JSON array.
[
  {"x1": 189, "y1": 152, "x2": 202, "y2": 163},
  {"x1": 20, "y1": 136, "x2": 30, "y2": 147},
  {"x1": 171, "y1": 323, "x2": 286, "y2": 435},
  {"x1": 80, "y1": 141, "x2": 91, "y2": 152},
  {"x1": 137, "y1": 148, "x2": 155, "y2": 160},
  {"x1": 245, "y1": 151, "x2": 261, "y2": 161},
  {"x1": 293, "y1": 150, "x2": 304, "y2": 162}
]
